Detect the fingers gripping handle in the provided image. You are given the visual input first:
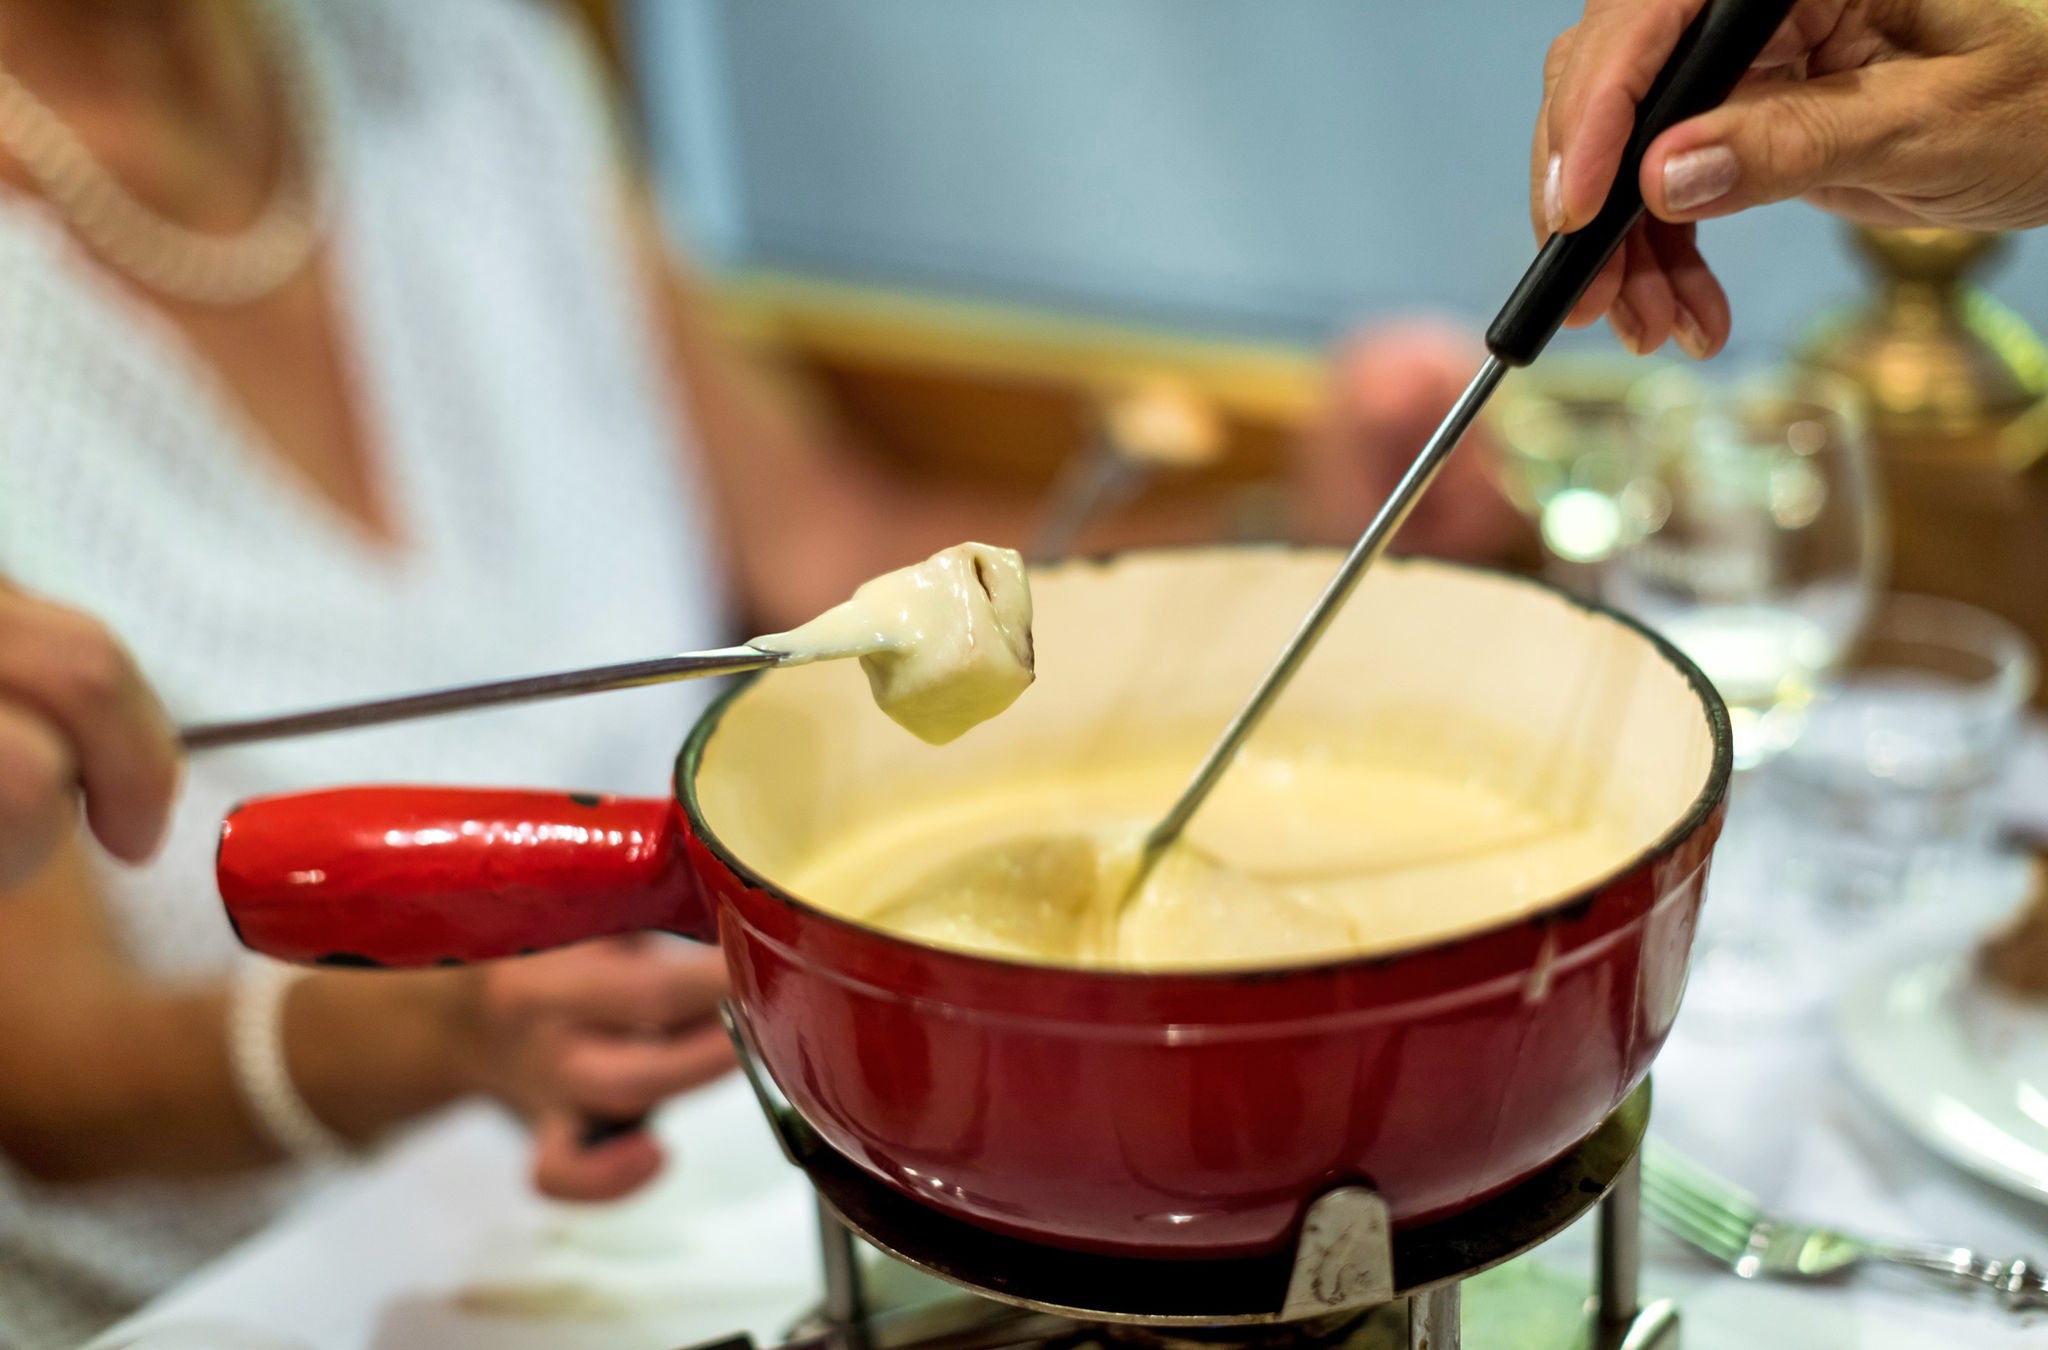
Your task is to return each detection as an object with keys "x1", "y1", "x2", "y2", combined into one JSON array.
[
  {"x1": 217, "y1": 788, "x2": 709, "y2": 968},
  {"x1": 1486, "y1": 0, "x2": 1798, "y2": 367}
]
